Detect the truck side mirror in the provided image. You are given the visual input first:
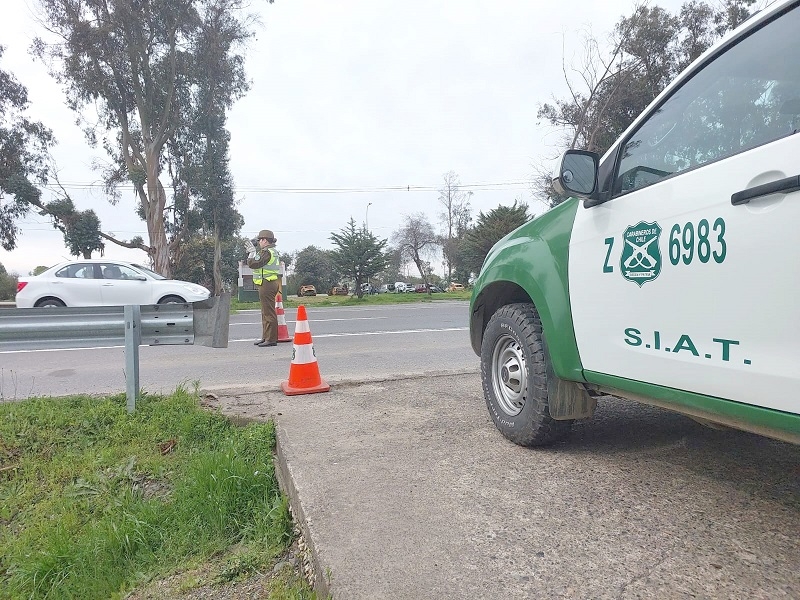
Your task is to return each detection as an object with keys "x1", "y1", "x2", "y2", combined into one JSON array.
[{"x1": 553, "y1": 150, "x2": 599, "y2": 197}]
